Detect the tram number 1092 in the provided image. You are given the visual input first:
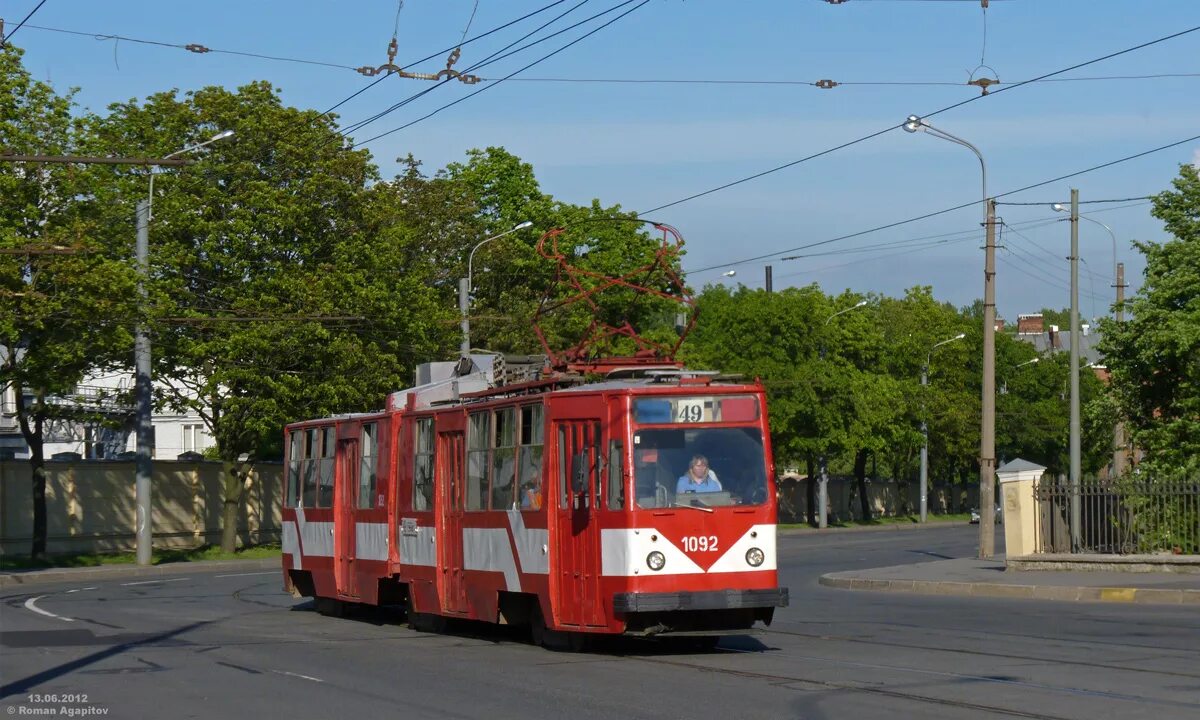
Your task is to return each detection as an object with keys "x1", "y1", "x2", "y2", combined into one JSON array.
[{"x1": 681, "y1": 535, "x2": 719, "y2": 552}]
